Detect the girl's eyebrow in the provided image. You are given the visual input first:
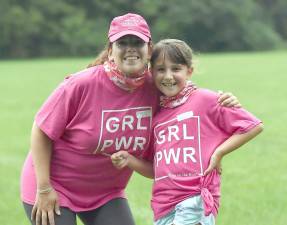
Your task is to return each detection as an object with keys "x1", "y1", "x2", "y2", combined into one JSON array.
[{"x1": 154, "y1": 64, "x2": 165, "y2": 67}]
